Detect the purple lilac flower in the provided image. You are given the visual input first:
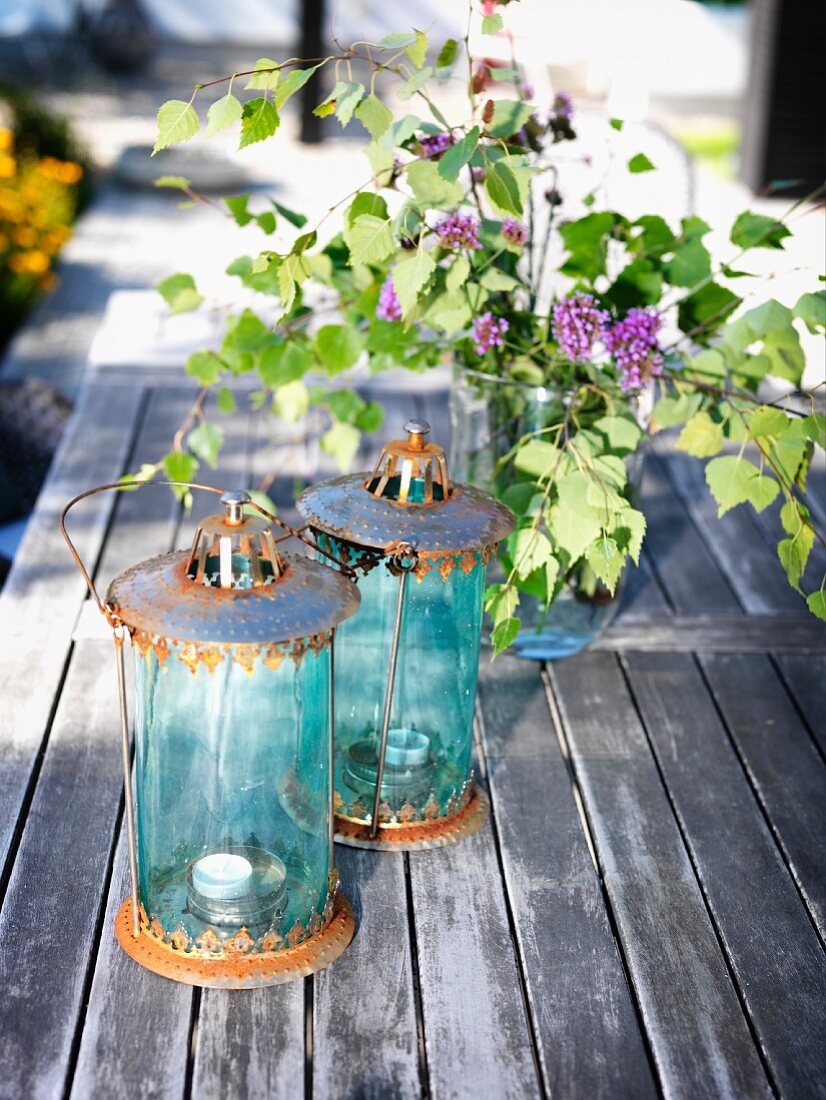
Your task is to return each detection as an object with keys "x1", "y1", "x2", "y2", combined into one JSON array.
[
  {"x1": 606, "y1": 307, "x2": 664, "y2": 391},
  {"x1": 472, "y1": 311, "x2": 509, "y2": 356},
  {"x1": 435, "y1": 213, "x2": 482, "y2": 251},
  {"x1": 549, "y1": 90, "x2": 576, "y2": 142},
  {"x1": 520, "y1": 82, "x2": 535, "y2": 101},
  {"x1": 501, "y1": 217, "x2": 527, "y2": 246},
  {"x1": 551, "y1": 292, "x2": 610, "y2": 362},
  {"x1": 552, "y1": 91, "x2": 573, "y2": 121},
  {"x1": 377, "y1": 275, "x2": 402, "y2": 322},
  {"x1": 419, "y1": 132, "x2": 454, "y2": 160}
]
